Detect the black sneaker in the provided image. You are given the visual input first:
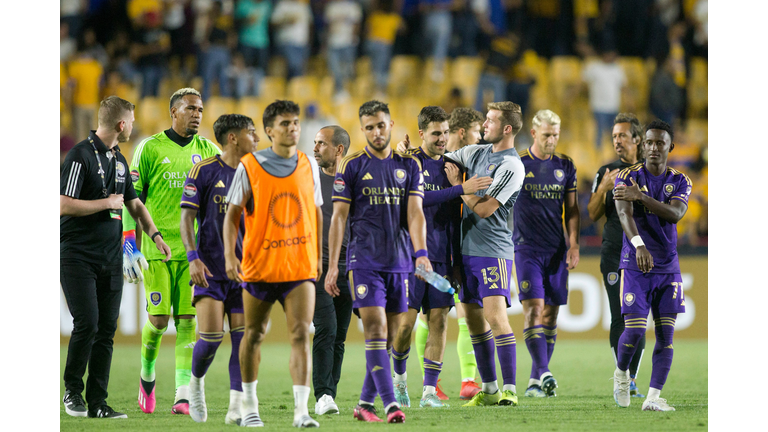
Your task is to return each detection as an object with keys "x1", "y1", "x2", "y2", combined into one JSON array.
[
  {"x1": 88, "y1": 405, "x2": 128, "y2": 419},
  {"x1": 63, "y1": 390, "x2": 87, "y2": 417}
]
